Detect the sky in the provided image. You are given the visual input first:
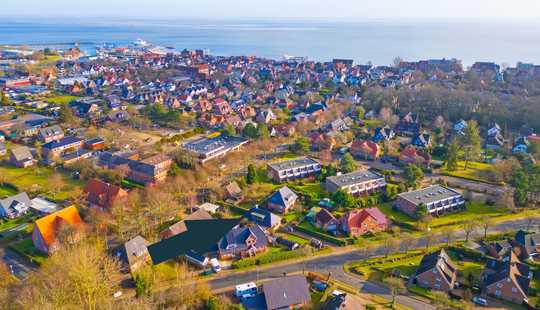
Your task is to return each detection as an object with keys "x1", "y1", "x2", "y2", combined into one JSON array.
[{"x1": 2, "y1": 0, "x2": 540, "y2": 20}]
